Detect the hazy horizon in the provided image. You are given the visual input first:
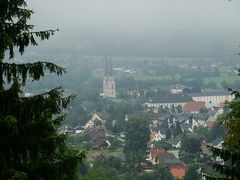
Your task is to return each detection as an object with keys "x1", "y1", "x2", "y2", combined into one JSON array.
[{"x1": 27, "y1": 0, "x2": 240, "y2": 57}]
